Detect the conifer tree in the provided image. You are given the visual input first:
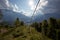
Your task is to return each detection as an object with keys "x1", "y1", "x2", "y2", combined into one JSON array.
[
  {"x1": 20, "y1": 21, "x2": 24, "y2": 26},
  {"x1": 48, "y1": 17, "x2": 57, "y2": 39},
  {"x1": 0, "y1": 10, "x2": 3, "y2": 19},
  {"x1": 38, "y1": 23, "x2": 42, "y2": 32},
  {"x1": 15, "y1": 18, "x2": 20, "y2": 27},
  {"x1": 42, "y1": 20, "x2": 48, "y2": 35}
]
